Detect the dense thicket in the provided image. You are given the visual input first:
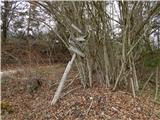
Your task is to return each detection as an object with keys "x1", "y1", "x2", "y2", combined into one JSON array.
[
  {"x1": 1, "y1": 1, "x2": 160, "y2": 99},
  {"x1": 36, "y1": 1, "x2": 160, "y2": 93}
]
